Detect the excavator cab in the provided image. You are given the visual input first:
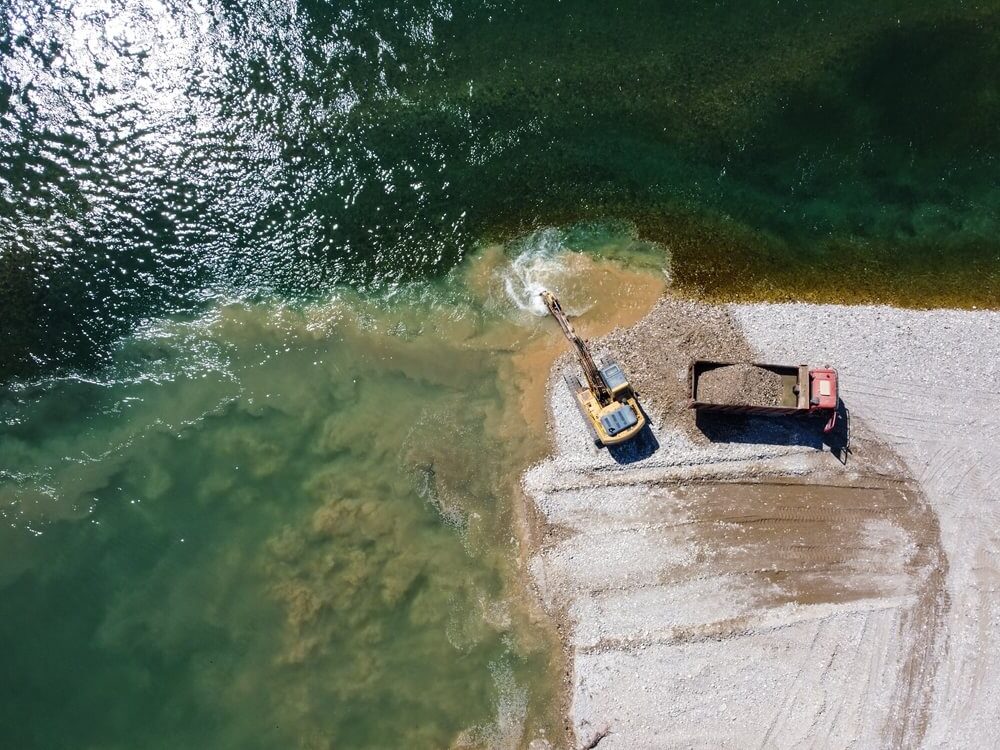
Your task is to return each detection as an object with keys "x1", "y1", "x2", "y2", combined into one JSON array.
[
  {"x1": 596, "y1": 363, "x2": 639, "y2": 435},
  {"x1": 600, "y1": 363, "x2": 630, "y2": 396}
]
